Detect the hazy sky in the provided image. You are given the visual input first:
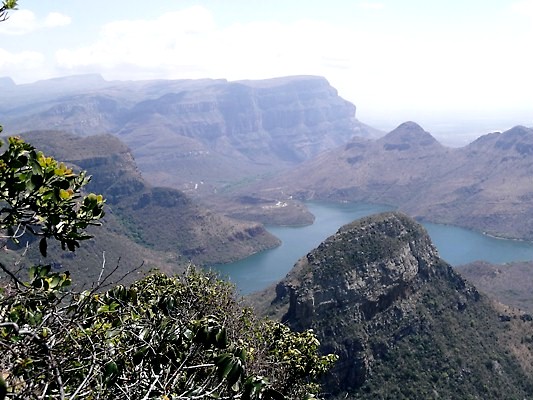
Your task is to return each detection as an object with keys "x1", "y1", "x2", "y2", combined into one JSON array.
[{"x1": 0, "y1": 0, "x2": 531, "y2": 139}]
